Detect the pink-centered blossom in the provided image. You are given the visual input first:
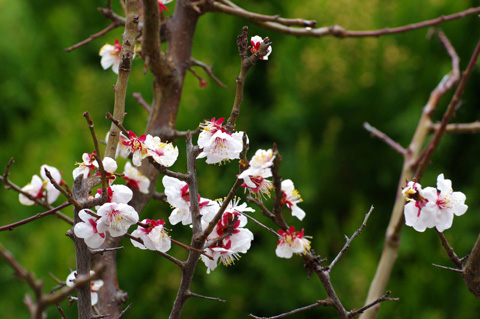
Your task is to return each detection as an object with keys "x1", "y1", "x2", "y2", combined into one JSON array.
[
  {"x1": 403, "y1": 174, "x2": 468, "y2": 232},
  {"x1": 197, "y1": 117, "x2": 245, "y2": 164},
  {"x1": 144, "y1": 134, "x2": 179, "y2": 167},
  {"x1": 122, "y1": 131, "x2": 149, "y2": 166},
  {"x1": 200, "y1": 199, "x2": 254, "y2": 274},
  {"x1": 66, "y1": 270, "x2": 104, "y2": 306},
  {"x1": 19, "y1": 165, "x2": 63, "y2": 205},
  {"x1": 238, "y1": 149, "x2": 275, "y2": 198},
  {"x1": 95, "y1": 185, "x2": 133, "y2": 206},
  {"x1": 96, "y1": 202, "x2": 139, "y2": 237},
  {"x1": 280, "y1": 179, "x2": 306, "y2": 221},
  {"x1": 276, "y1": 226, "x2": 311, "y2": 259},
  {"x1": 73, "y1": 151, "x2": 98, "y2": 180},
  {"x1": 123, "y1": 161, "x2": 150, "y2": 194},
  {"x1": 94, "y1": 157, "x2": 118, "y2": 185},
  {"x1": 131, "y1": 219, "x2": 171, "y2": 252},
  {"x1": 162, "y1": 176, "x2": 218, "y2": 225},
  {"x1": 106, "y1": 132, "x2": 130, "y2": 159},
  {"x1": 74, "y1": 209, "x2": 106, "y2": 249},
  {"x1": 250, "y1": 35, "x2": 272, "y2": 60},
  {"x1": 99, "y1": 39, "x2": 122, "y2": 74},
  {"x1": 158, "y1": 0, "x2": 173, "y2": 12}
]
